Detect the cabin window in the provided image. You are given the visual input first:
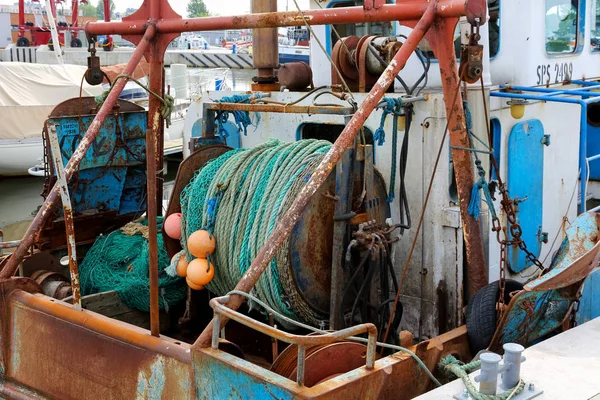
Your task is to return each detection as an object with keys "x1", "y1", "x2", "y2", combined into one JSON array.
[
  {"x1": 545, "y1": 0, "x2": 579, "y2": 54},
  {"x1": 591, "y1": 0, "x2": 600, "y2": 51},
  {"x1": 329, "y1": 1, "x2": 394, "y2": 51}
]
